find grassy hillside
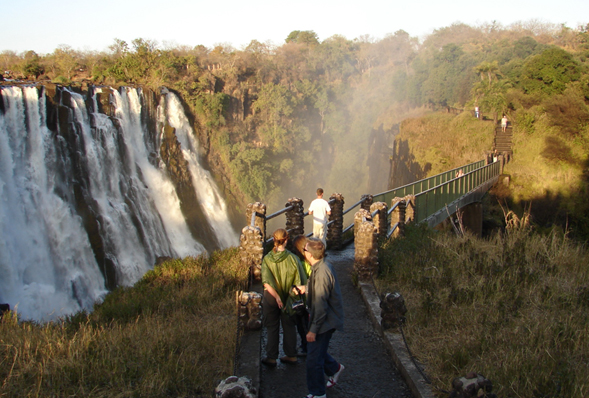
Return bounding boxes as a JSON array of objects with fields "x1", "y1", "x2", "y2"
[
  {"x1": 396, "y1": 111, "x2": 495, "y2": 174},
  {"x1": 0, "y1": 248, "x2": 248, "y2": 397},
  {"x1": 377, "y1": 224, "x2": 589, "y2": 398}
]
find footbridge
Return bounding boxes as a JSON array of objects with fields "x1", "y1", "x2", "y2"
[
  {"x1": 239, "y1": 156, "x2": 504, "y2": 270},
  {"x1": 234, "y1": 155, "x2": 505, "y2": 398}
]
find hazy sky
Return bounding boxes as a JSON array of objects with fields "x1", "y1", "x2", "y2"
[{"x1": 1, "y1": 0, "x2": 587, "y2": 54}]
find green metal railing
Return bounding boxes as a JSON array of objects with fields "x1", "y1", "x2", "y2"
[{"x1": 374, "y1": 159, "x2": 500, "y2": 224}]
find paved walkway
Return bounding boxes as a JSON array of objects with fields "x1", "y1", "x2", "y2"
[{"x1": 258, "y1": 245, "x2": 414, "y2": 398}]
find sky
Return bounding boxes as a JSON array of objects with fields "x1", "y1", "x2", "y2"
[{"x1": 1, "y1": 0, "x2": 588, "y2": 55}]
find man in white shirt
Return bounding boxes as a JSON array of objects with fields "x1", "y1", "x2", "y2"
[{"x1": 308, "y1": 188, "x2": 331, "y2": 246}]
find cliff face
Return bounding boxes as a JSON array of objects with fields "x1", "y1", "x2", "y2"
[{"x1": 24, "y1": 84, "x2": 231, "y2": 287}]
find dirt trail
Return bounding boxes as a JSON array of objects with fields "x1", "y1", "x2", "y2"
[{"x1": 259, "y1": 245, "x2": 414, "y2": 398}]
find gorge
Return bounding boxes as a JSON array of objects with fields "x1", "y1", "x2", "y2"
[{"x1": 0, "y1": 84, "x2": 237, "y2": 321}]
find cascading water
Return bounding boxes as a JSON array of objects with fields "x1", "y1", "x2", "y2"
[
  {"x1": 158, "y1": 92, "x2": 236, "y2": 248},
  {"x1": 0, "y1": 85, "x2": 237, "y2": 321}
]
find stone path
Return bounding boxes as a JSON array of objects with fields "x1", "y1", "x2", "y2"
[{"x1": 259, "y1": 245, "x2": 414, "y2": 398}]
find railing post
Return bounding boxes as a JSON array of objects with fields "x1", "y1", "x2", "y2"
[
  {"x1": 239, "y1": 225, "x2": 264, "y2": 282},
  {"x1": 498, "y1": 154, "x2": 505, "y2": 174},
  {"x1": 285, "y1": 197, "x2": 304, "y2": 238},
  {"x1": 361, "y1": 194, "x2": 373, "y2": 211},
  {"x1": 327, "y1": 193, "x2": 344, "y2": 250},
  {"x1": 354, "y1": 208, "x2": 371, "y2": 241},
  {"x1": 370, "y1": 201, "x2": 388, "y2": 239},
  {"x1": 241, "y1": 202, "x2": 266, "y2": 282},
  {"x1": 354, "y1": 219, "x2": 378, "y2": 281},
  {"x1": 391, "y1": 198, "x2": 406, "y2": 238},
  {"x1": 404, "y1": 195, "x2": 416, "y2": 223},
  {"x1": 246, "y1": 202, "x2": 266, "y2": 240}
]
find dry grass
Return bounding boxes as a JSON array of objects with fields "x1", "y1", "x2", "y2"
[
  {"x1": 0, "y1": 247, "x2": 248, "y2": 397},
  {"x1": 398, "y1": 112, "x2": 495, "y2": 175},
  {"x1": 377, "y1": 224, "x2": 589, "y2": 398}
]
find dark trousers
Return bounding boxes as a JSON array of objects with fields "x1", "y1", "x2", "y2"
[
  {"x1": 295, "y1": 313, "x2": 309, "y2": 352},
  {"x1": 262, "y1": 290, "x2": 297, "y2": 359},
  {"x1": 306, "y1": 329, "x2": 340, "y2": 396}
]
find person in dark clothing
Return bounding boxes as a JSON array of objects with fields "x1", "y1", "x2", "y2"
[
  {"x1": 294, "y1": 238, "x2": 345, "y2": 398},
  {"x1": 292, "y1": 235, "x2": 312, "y2": 355}
]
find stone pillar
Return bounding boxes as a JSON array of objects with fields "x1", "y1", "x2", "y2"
[
  {"x1": 245, "y1": 202, "x2": 266, "y2": 241},
  {"x1": 370, "y1": 201, "x2": 388, "y2": 239},
  {"x1": 242, "y1": 202, "x2": 266, "y2": 282},
  {"x1": 361, "y1": 194, "x2": 373, "y2": 211},
  {"x1": 380, "y1": 292, "x2": 407, "y2": 330},
  {"x1": 237, "y1": 291, "x2": 262, "y2": 331},
  {"x1": 498, "y1": 154, "x2": 505, "y2": 174},
  {"x1": 285, "y1": 198, "x2": 304, "y2": 238},
  {"x1": 390, "y1": 198, "x2": 406, "y2": 239},
  {"x1": 239, "y1": 226, "x2": 264, "y2": 282},
  {"x1": 404, "y1": 195, "x2": 416, "y2": 223},
  {"x1": 354, "y1": 219, "x2": 378, "y2": 281},
  {"x1": 354, "y1": 208, "x2": 371, "y2": 241},
  {"x1": 327, "y1": 193, "x2": 344, "y2": 250}
]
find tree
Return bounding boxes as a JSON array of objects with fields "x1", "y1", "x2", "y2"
[
  {"x1": 53, "y1": 45, "x2": 79, "y2": 80},
  {"x1": 519, "y1": 47, "x2": 581, "y2": 96},
  {"x1": 21, "y1": 50, "x2": 44, "y2": 79},
  {"x1": 109, "y1": 39, "x2": 129, "y2": 57},
  {"x1": 285, "y1": 30, "x2": 319, "y2": 46},
  {"x1": 252, "y1": 83, "x2": 299, "y2": 151},
  {"x1": 472, "y1": 60, "x2": 510, "y2": 116}
]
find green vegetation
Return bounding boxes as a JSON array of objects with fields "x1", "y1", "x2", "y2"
[
  {"x1": 3, "y1": 21, "x2": 587, "y2": 215},
  {"x1": 3, "y1": 18, "x2": 589, "y2": 398},
  {"x1": 0, "y1": 248, "x2": 249, "y2": 397},
  {"x1": 377, "y1": 223, "x2": 589, "y2": 398}
]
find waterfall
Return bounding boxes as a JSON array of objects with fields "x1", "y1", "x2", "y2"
[
  {"x1": 0, "y1": 85, "x2": 237, "y2": 321},
  {"x1": 158, "y1": 92, "x2": 237, "y2": 248}
]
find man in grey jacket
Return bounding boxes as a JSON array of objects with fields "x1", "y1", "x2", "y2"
[{"x1": 294, "y1": 238, "x2": 344, "y2": 398}]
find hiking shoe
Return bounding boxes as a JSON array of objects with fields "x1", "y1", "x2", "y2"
[
  {"x1": 304, "y1": 395, "x2": 326, "y2": 398},
  {"x1": 261, "y1": 357, "x2": 277, "y2": 367},
  {"x1": 326, "y1": 363, "x2": 345, "y2": 388},
  {"x1": 279, "y1": 356, "x2": 298, "y2": 364}
]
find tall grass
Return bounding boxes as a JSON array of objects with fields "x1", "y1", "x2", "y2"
[
  {"x1": 377, "y1": 225, "x2": 589, "y2": 397},
  {"x1": 0, "y1": 247, "x2": 248, "y2": 397}
]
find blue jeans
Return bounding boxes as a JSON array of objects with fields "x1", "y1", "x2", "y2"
[{"x1": 306, "y1": 329, "x2": 340, "y2": 396}]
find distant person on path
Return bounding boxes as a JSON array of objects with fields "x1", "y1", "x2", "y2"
[
  {"x1": 501, "y1": 115, "x2": 508, "y2": 132},
  {"x1": 261, "y1": 229, "x2": 308, "y2": 367},
  {"x1": 308, "y1": 188, "x2": 331, "y2": 246},
  {"x1": 293, "y1": 235, "x2": 312, "y2": 355},
  {"x1": 475, "y1": 106, "x2": 479, "y2": 119},
  {"x1": 294, "y1": 238, "x2": 345, "y2": 398}
]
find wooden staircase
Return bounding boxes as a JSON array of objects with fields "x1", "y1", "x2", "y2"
[{"x1": 494, "y1": 123, "x2": 513, "y2": 156}]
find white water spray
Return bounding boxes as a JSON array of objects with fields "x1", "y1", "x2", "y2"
[
  {"x1": 0, "y1": 86, "x2": 237, "y2": 321},
  {"x1": 159, "y1": 92, "x2": 238, "y2": 248},
  {"x1": 0, "y1": 86, "x2": 106, "y2": 320}
]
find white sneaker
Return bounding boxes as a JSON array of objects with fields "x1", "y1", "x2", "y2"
[
  {"x1": 304, "y1": 395, "x2": 326, "y2": 398},
  {"x1": 326, "y1": 363, "x2": 345, "y2": 388}
]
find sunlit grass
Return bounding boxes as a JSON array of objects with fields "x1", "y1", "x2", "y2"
[
  {"x1": 0, "y1": 247, "x2": 248, "y2": 397},
  {"x1": 377, "y1": 224, "x2": 589, "y2": 397},
  {"x1": 398, "y1": 112, "x2": 495, "y2": 175}
]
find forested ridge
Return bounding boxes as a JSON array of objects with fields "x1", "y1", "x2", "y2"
[{"x1": 3, "y1": 21, "x2": 589, "y2": 237}]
